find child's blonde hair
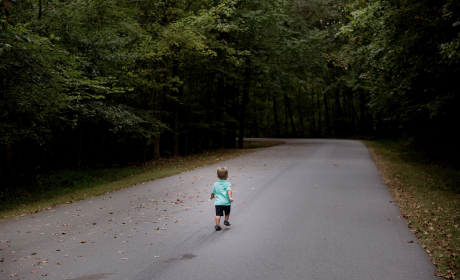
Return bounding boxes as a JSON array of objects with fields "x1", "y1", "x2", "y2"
[{"x1": 217, "y1": 166, "x2": 228, "y2": 179}]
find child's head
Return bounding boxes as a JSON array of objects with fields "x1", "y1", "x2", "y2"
[{"x1": 217, "y1": 166, "x2": 228, "y2": 179}]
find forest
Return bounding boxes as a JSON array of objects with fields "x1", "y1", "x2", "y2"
[{"x1": 1, "y1": 0, "x2": 459, "y2": 185}]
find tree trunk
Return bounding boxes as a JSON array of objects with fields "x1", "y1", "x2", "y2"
[
  {"x1": 317, "y1": 88, "x2": 322, "y2": 136},
  {"x1": 238, "y1": 67, "x2": 251, "y2": 149},
  {"x1": 252, "y1": 106, "x2": 259, "y2": 138},
  {"x1": 77, "y1": 126, "x2": 83, "y2": 169},
  {"x1": 295, "y1": 88, "x2": 305, "y2": 137},
  {"x1": 350, "y1": 97, "x2": 360, "y2": 131},
  {"x1": 150, "y1": 87, "x2": 160, "y2": 160},
  {"x1": 359, "y1": 91, "x2": 367, "y2": 132},
  {"x1": 173, "y1": 100, "x2": 179, "y2": 157},
  {"x1": 220, "y1": 134, "x2": 225, "y2": 149},
  {"x1": 311, "y1": 87, "x2": 316, "y2": 136},
  {"x1": 342, "y1": 94, "x2": 349, "y2": 129},
  {"x1": 216, "y1": 78, "x2": 226, "y2": 149},
  {"x1": 273, "y1": 95, "x2": 281, "y2": 137},
  {"x1": 143, "y1": 141, "x2": 148, "y2": 162},
  {"x1": 172, "y1": 60, "x2": 180, "y2": 157},
  {"x1": 323, "y1": 89, "x2": 330, "y2": 135},
  {"x1": 334, "y1": 90, "x2": 343, "y2": 134},
  {"x1": 285, "y1": 94, "x2": 297, "y2": 136},
  {"x1": 151, "y1": 61, "x2": 164, "y2": 160},
  {"x1": 284, "y1": 96, "x2": 288, "y2": 135},
  {"x1": 6, "y1": 143, "x2": 15, "y2": 177},
  {"x1": 185, "y1": 134, "x2": 189, "y2": 155},
  {"x1": 153, "y1": 136, "x2": 160, "y2": 160}
]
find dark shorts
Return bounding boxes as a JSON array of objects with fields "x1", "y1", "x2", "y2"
[{"x1": 215, "y1": 205, "x2": 231, "y2": 216}]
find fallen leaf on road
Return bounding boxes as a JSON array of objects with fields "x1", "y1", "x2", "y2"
[{"x1": 408, "y1": 240, "x2": 413, "y2": 243}]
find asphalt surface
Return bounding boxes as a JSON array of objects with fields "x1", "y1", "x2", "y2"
[{"x1": 0, "y1": 139, "x2": 439, "y2": 280}]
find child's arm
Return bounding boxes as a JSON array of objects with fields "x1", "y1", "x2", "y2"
[
  {"x1": 228, "y1": 190, "x2": 234, "y2": 202},
  {"x1": 210, "y1": 193, "x2": 215, "y2": 200}
]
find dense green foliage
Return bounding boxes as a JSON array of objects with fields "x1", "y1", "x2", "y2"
[
  {"x1": 338, "y1": 0, "x2": 460, "y2": 147},
  {"x1": 1, "y1": 0, "x2": 458, "y2": 183}
]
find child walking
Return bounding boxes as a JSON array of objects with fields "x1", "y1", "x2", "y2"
[{"x1": 210, "y1": 166, "x2": 234, "y2": 231}]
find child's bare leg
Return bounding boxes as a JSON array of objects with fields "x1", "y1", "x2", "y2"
[
  {"x1": 215, "y1": 216, "x2": 221, "y2": 225},
  {"x1": 225, "y1": 214, "x2": 230, "y2": 222}
]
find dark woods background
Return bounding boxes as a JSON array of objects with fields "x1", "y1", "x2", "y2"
[{"x1": 1, "y1": 0, "x2": 459, "y2": 187}]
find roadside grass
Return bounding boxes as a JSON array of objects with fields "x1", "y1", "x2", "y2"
[
  {"x1": 363, "y1": 139, "x2": 460, "y2": 279},
  {"x1": 242, "y1": 140, "x2": 283, "y2": 149},
  {"x1": 0, "y1": 141, "x2": 283, "y2": 221}
]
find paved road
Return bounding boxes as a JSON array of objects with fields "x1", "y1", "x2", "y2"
[{"x1": 1, "y1": 139, "x2": 438, "y2": 280}]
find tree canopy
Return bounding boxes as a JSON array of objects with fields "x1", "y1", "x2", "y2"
[{"x1": 1, "y1": 0, "x2": 458, "y2": 179}]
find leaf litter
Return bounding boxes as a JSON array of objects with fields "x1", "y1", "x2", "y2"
[{"x1": 367, "y1": 143, "x2": 460, "y2": 279}]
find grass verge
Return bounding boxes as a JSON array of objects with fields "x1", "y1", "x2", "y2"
[
  {"x1": 242, "y1": 140, "x2": 284, "y2": 149},
  {"x1": 0, "y1": 141, "x2": 283, "y2": 221},
  {"x1": 363, "y1": 139, "x2": 460, "y2": 279}
]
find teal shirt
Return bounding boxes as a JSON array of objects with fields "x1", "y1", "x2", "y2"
[{"x1": 212, "y1": 180, "x2": 232, "y2": 206}]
